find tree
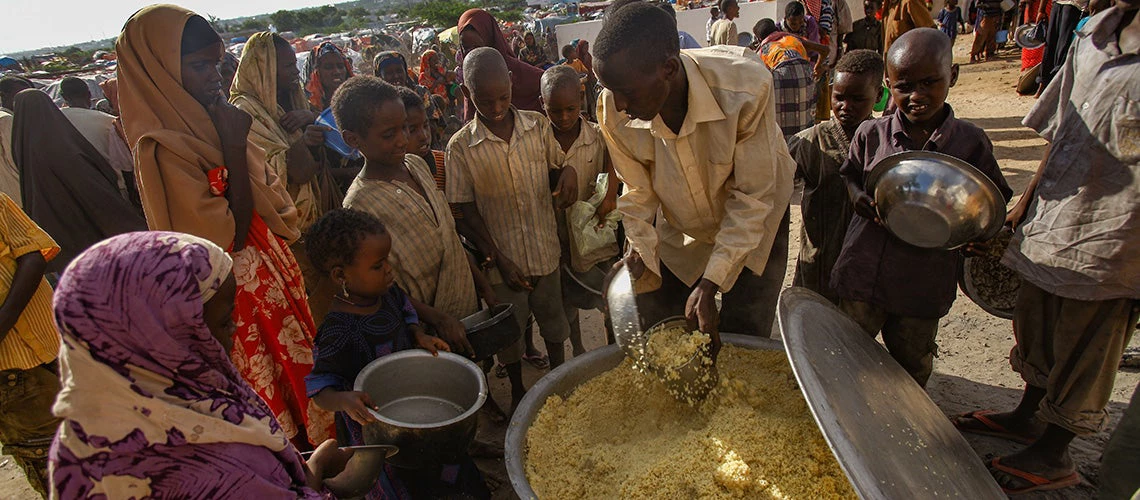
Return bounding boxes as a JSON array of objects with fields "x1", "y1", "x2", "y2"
[
  {"x1": 239, "y1": 18, "x2": 266, "y2": 32},
  {"x1": 404, "y1": 0, "x2": 471, "y2": 27},
  {"x1": 270, "y1": 9, "x2": 301, "y2": 32}
]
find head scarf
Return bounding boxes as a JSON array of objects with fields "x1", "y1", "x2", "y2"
[
  {"x1": 576, "y1": 39, "x2": 593, "y2": 72},
  {"x1": 373, "y1": 51, "x2": 413, "y2": 87},
  {"x1": 11, "y1": 89, "x2": 147, "y2": 273},
  {"x1": 303, "y1": 42, "x2": 353, "y2": 109},
  {"x1": 116, "y1": 5, "x2": 300, "y2": 248},
  {"x1": 523, "y1": 31, "x2": 538, "y2": 48},
  {"x1": 759, "y1": 32, "x2": 810, "y2": 68},
  {"x1": 230, "y1": 32, "x2": 325, "y2": 231},
  {"x1": 418, "y1": 50, "x2": 448, "y2": 97},
  {"x1": 50, "y1": 231, "x2": 321, "y2": 499},
  {"x1": 456, "y1": 8, "x2": 546, "y2": 120}
]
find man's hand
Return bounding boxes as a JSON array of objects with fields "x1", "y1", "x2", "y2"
[
  {"x1": 280, "y1": 109, "x2": 317, "y2": 132},
  {"x1": 852, "y1": 190, "x2": 881, "y2": 224},
  {"x1": 498, "y1": 257, "x2": 533, "y2": 291},
  {"x1": 552, "y1": 167, "x2": 579, "y2": 209},
  {"x1": 431, "y1": 314, "x2": 474, "y2": 355},
  {"x1": 303, "y1": 124, "x2": 331, "y2": 147},
  {"x1": 685, "y1": 279, "x2": 722, "y2": 360},
  {"x1": 594, "y1": 191, "x2": 618, "y2": 227}
]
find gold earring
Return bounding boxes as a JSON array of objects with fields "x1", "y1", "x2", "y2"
[{"x1": 341, "y1": 281, "x2": 350, "y2": 299}]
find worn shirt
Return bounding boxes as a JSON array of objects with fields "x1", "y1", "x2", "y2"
[
  {"x1": 789, "y1": 121, "x2": 854, "y2": 302},
  {"x1": 846, "y1": 18, "x2": 885, "y2": 53},
  {"x1": 560, "y1": 120, "x2": 608, "y2": 201},
  {"x1": 344, "y1": 155, "x2": 479, "y2": 320},
  {"x1": 831, "y1": 106, "x2": 1012, "y2": 318},
  {"x1": 0, "y1": 193, "x2": 60, "y2": 370},
  {"x1": 771, "y1": 58, "x2": 818, "y2": 138},
  {"x1": 60, "y1": 107, "x2": 133, "y2": 173},
  {"x1": 599, "y1": 46, "x2": 796, "y2": 291},
  {"x1": 0, "y1": 111, "x2": 20, "y2": 208},
  {"x1": 883, "y1": 0, "x2": 937, "y2": 54},
  {"x1": 446, "y1": 108, "x2": 565, "y2": 278},
  {"x1": 1003, "y1": 7, "x2": 1140, "y2": 301},
  {"x1": 711, "y1": 19, "x2": 739, "y2": 46}
]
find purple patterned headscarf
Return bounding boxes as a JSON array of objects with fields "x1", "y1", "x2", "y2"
[{"x1": 49, "y1": 232, "x2": 323, "y2": 499}]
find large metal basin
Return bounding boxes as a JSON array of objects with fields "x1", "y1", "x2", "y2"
[
  {"x1": 504, "y1": 334, "x2": 783, "y2": 499},
  {"x1": 867, "y1": 151, "x2": 1006, "y2": 250},
  {"x1": 354, "y1": 350, "x2": 487, "y2": 469}
]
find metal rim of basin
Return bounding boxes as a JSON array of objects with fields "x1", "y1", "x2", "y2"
[
  {"x1": 504, "y1": 333, "x2": 784, "y2": 499},
  {"x1": 354, "y1": 350, "x2": 488, "y2": 429}
]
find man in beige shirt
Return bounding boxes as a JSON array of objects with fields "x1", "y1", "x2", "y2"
[
  {"x1": 710, "y1": 0, "x2": 741, "y2": 45},
  {"x1": 594, "y1": 2, "x2": 795, "y2": 348}
]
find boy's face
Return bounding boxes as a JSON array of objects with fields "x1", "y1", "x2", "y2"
[
  {"x1": 343, "y1": 99, "x2": 408, "y2": 168},
  {"x1": 544, "y1": 84, "x2": 583, "y2": 132},
  {"x1": 404, "y1": 105, "x2": 432, "y2": 157},
  {"x1": 596, "y1": 51, "x2": 679, "y2": 122},
  {"x1": 864, "y1": 1, "x2": 879, "y2": 17},
  {"x1": 887, "y1": 56, "x2": 958, "y2": 124},
  {"x1": 831, "y1": 72, "x2": 880, "y2": 130},
  {"x1": 711, "y1": 7, "x2": 720, "y2": 18},
  {"x1": 786, "y1": 14, "x2": 806, "y2": 32},
  {"x1": 340, "y1": 232, "x2": 396, "y2": 299},
  {"x1": 462, "y1": 73, "x2": 513, "y2": 125}
]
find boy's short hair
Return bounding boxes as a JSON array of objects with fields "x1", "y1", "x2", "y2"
[
  {"x1": 562, "y1": 44, "x2": 576, "y2": 58},
  {"x1": 719, "y1": 0, "x2": 737, "y2": 12},
  {"x1": 835, "y1": 49, "x2": 886, "y2": 80},
  {"x1": 887, "y1": 27, "x2": 952, "y2": 70},
  {"x1": 594, "y1": 1, "x2": 679, "y2": 72},
  {"x1": 305, "y1": 208, "x2": 388, "y2": 273},
  {"x1": 330, "y1": 76, "x2": 399, "y2": 135},
  {"x1": 753, "y1": 18, "x2": 779, "y2": 40},
  {"x1": 785, "y1": 1, "x2": 806, "y2": 17},
  {"x1": 59, "y1": 77, "x2": 89, "y2": 99},
  {"x1": 541, "y1": 65, "x2": 581, "y2": 101},
  {"x1": 397, "y1": 86, "x2": 423, "y2": 112},
  {"x1": 462, "y1": 47, "x2": 509, "y2": 90}
]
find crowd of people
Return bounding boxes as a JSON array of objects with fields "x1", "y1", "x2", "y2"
[{"x1": 0, "y1": 0, "x2": 1135, "y2": 497}]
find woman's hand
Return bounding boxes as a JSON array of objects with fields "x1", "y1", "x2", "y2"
[
  {"x1": 280, "y1": 109, "x2": 317, "y2": 132},
  {"x1": 302, "y1": 124, "x2": 331, "y2": 148},
  {"x1": 206, "y1": 96, "x2": 253, "y2": 150}
]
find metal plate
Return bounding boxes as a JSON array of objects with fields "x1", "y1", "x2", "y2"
[{"x1": 777, "y1": 287, "x2": 1004, "y2": 500}]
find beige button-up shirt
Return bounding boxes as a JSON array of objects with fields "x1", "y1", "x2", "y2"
[
  {"x1": 344, "y1": 154, "x2": 479, "y2": 320},
  {"x1": 599, "y1": 46, "x2": 795, "y2": 291},
  {"x1": 446, "y1": 108, "x2": 566, "y2": 278},
  {"x1": 562, "y1": 120, "x2": 608, "y2": 201}
]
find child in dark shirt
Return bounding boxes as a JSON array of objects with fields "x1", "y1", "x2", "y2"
[{"x1": 831, "y1": 28, "x2": 1011, "y2": 387}]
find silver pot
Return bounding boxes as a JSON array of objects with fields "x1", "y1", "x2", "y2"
[
  {"x1": 354, "y1": 350, "x2": 487, "y2": 469},
  {"x1": 461, "y1": 303, "x2": 521, "y2": 362},
  {"x1": 867, "y1": 151, "x2": 1006, "y2": 250}
]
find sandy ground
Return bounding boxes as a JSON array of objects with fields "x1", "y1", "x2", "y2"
[{"x1": 1, "y1": 34, "x2": 1135, "y2": 499}]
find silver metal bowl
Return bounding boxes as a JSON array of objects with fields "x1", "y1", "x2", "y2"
[
  {"x1": 867, "y1": 151, "x2": 1006, "y2": 249},
  {"x1": 354, "y1": 350, "x2": 487, "y2": 469},
  {"x1": 461, "y1": 303, "x2": 521, "y2": 362},
  {"x1": 302, "y1": 445, "x2": 399, "y2": 499},
  {"x1": 504, "y1": 334, "x2": 784, "y2": 499},
  {"x1": 641, "y1": 317, "x2": 719, "y2": 401}
]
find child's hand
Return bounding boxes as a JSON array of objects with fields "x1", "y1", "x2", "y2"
[
  {"x1": 415, "y1": 331, "x2": 452, "y2": 356},
  {"x1": 852, "y1": 191, "x2": 881, "y2": 225},
  {"x1": 552, "y1": 167, "x2": 579, "y2": 209},
  {"x1": 336, "y1": 391, "x2": 379, "y2": 425},
  {"x1": 433, "y1": 315, "x2": 474, "y2": 355},
  {"x1": 498, "y1": 258, "x2": 533, "y2": 291}
]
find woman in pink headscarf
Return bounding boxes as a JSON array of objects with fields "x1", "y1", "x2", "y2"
[{"x1": 456, "y1": 9, "x2": 544, "y2": 121}]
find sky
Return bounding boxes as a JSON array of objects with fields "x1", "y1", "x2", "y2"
[{"x1": 1, "y1": 0, "x2": 339, "y2": 54}]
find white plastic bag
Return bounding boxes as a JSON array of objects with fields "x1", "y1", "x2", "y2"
[{"x1": 567, "y1": 173, "x2": 621, "y2": 273}]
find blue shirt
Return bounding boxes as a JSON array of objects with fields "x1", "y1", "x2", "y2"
[{"x1": 679, "y1": 30, "x2": 703, "y2": 49}]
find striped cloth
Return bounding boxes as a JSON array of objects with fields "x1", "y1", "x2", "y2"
[
  {"x1": 445, "y1": 108, "x2": 565, "y2": 278},
  {"x1": 561, "y1": 121, "x2": 607, "y2": 201},
  {"x1": 431, "y1": 150, "x2": 463, "y2": 220},
  {"x1": 0, "y1": 193, "x2": 60, "y2": 370},
  {"x1": 343, "y1": 155, "x2": 479, "y2": 320}
]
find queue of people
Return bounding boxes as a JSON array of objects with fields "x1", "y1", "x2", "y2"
[{"x1": 0, "y1": 0, "x2": 1135, "y2": 498}]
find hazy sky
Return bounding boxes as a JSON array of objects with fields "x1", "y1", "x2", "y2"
[{"x1": 1, "y1": 0, "x2": 338, "y2": 54}]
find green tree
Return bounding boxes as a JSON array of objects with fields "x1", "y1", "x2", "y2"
[
  {"x1": 270, "y1": 9, "x2": 301, "y2": 32},
  {"x1": 404, "y1": 0, "x2": 471, "y2": 27},
  {"x1": 239, "y1": 18, "x2": 266, "y2": 31}
]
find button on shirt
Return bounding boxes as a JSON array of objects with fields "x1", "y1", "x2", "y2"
[
  {"x1": 1003, "y1": 7, "x2": 1140, "y2": 301},
  {"x1": 599, "y1": 46, "x2": 796, "y2": 291},
  {"x1": 832, "y1": 106, "x2": 1012, "y2": 318},
  {"x1": 446, "y1": 108, "x2": 565, "y2": 278}
]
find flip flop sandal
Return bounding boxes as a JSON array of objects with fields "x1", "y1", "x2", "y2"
[
  {"x1": 523, "y1": 353, "x2": 549, "y2": 370},
  {"x1": 952, "y1": 410, "x2": 1038, "y2": 444},
  {"x1": 989, "y1": 457, "x2": 1080, "y2": 495},
  {"x1": 494, "y1": 363, "x2": 509, "y2": 379}
]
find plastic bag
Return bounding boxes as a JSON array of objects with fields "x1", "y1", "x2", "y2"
[{"x1": 567, "y1": 173, "x2": 621, "y2": 273}]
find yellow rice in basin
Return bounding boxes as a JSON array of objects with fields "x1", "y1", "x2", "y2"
[{"x1": 525, "y1": 346, "x2": 855, "y2": 499}]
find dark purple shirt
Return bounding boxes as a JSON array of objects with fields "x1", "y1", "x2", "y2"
[{"x1": 830, "y1": 105, "x2": 1012, "y2": 318}]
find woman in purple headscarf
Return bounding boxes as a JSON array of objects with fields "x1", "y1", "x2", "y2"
[{"x1": 48, "y1": 232, "x2": 354, "y2": 499}]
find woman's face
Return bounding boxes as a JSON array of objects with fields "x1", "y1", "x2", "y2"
[
  {"x1": 525, "y1": 34, "x2": 536, "y2": 47},
  {"x1": 203, "y1": 274, "x2": 237, "y2": 353},
  {"x1": 181, "y1": 41, "x2": 226, "y2": 107},
  {"x1": 379, "y1": 62, "x2": 408, "y2": 88},
  {"x1": 276, "y1": 44, "x2": 301, "y2": 91},
  {"x1": 461, "y1": 28, "x2": 487, "y2": 54},
  {"x1": 317, "y1": 52, "x2": 348, "y2": 93}
]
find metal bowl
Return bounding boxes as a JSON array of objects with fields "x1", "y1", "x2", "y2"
[
  {"x1": 354, "y1": 350, "x2": 487, "y2": 469},
  {"x1": 504, "y1": 334, "x2": 784, "y2": 499},
  {"x1": 302, "y1": 445, "x2": 399, "y2": 499},
  {"x1": 461, "y1": 303, "x2": 521, "y2": 362},
  {"x1": 641, "y1": 317, "x2": 718, "y2": 401},
  {"x1": 867, "y1": 151, "x2": 1006, "y2": 250}
]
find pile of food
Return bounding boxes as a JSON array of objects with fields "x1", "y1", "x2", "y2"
[
  {"x1": 961, "y1": 228, "x2": 1019, "y2": 315},
  {"x1": 645, "y1": 325, "x2": 710, "y2": 368},
  {"x1": 525, "y1": 345, "x2": 855, "y2": 499}
]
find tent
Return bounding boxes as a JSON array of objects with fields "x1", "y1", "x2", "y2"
[
  {"x1": 0, "y1": 56, "x2": 21, "y2": 71},
  {"x1": 438, "y1": 26, "x2": 459, "y2": 44}
]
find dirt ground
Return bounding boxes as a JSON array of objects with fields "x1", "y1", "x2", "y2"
[{"x1": 1, "y1": 33, "x2": 1135, "y2": 499}]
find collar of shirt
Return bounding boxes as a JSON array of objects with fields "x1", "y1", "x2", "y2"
[
  {"x1": 1081, "y1": 7, "x2": 1138, "y2": 56},
  {"x1": 623, "y1": 53, "x2": 727, "y2": 139},
  {"x1": 467, "y1": 106, "x2": 539, "y2": 147},
  {"x1": 886, "y1": 103, "x2": 960, "y2": 152},
  {"x1": 569, "y1": 118, "x2": 600, "y2": 150}
]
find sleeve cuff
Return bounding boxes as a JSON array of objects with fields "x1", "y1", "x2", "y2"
[{"x1": 305, "y1": 372, "x2": 347, "y2": 398}]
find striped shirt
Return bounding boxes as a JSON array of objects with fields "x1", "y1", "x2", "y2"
[
  {"x1": 446, "y1": 108, "x2": 565, "y2": 278},
  {"x1": 0, "y1": 193, "x2": 61, "y2": 370},
  {"x1": 343, "y1": 155, "x2": 479, "y2": 320},
  {"x1": 430, "y1": 150, "x2": 463, "y2": 220},
  {"x1": 562, "y1": 120, "x2": 607, "y2": 201}
]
